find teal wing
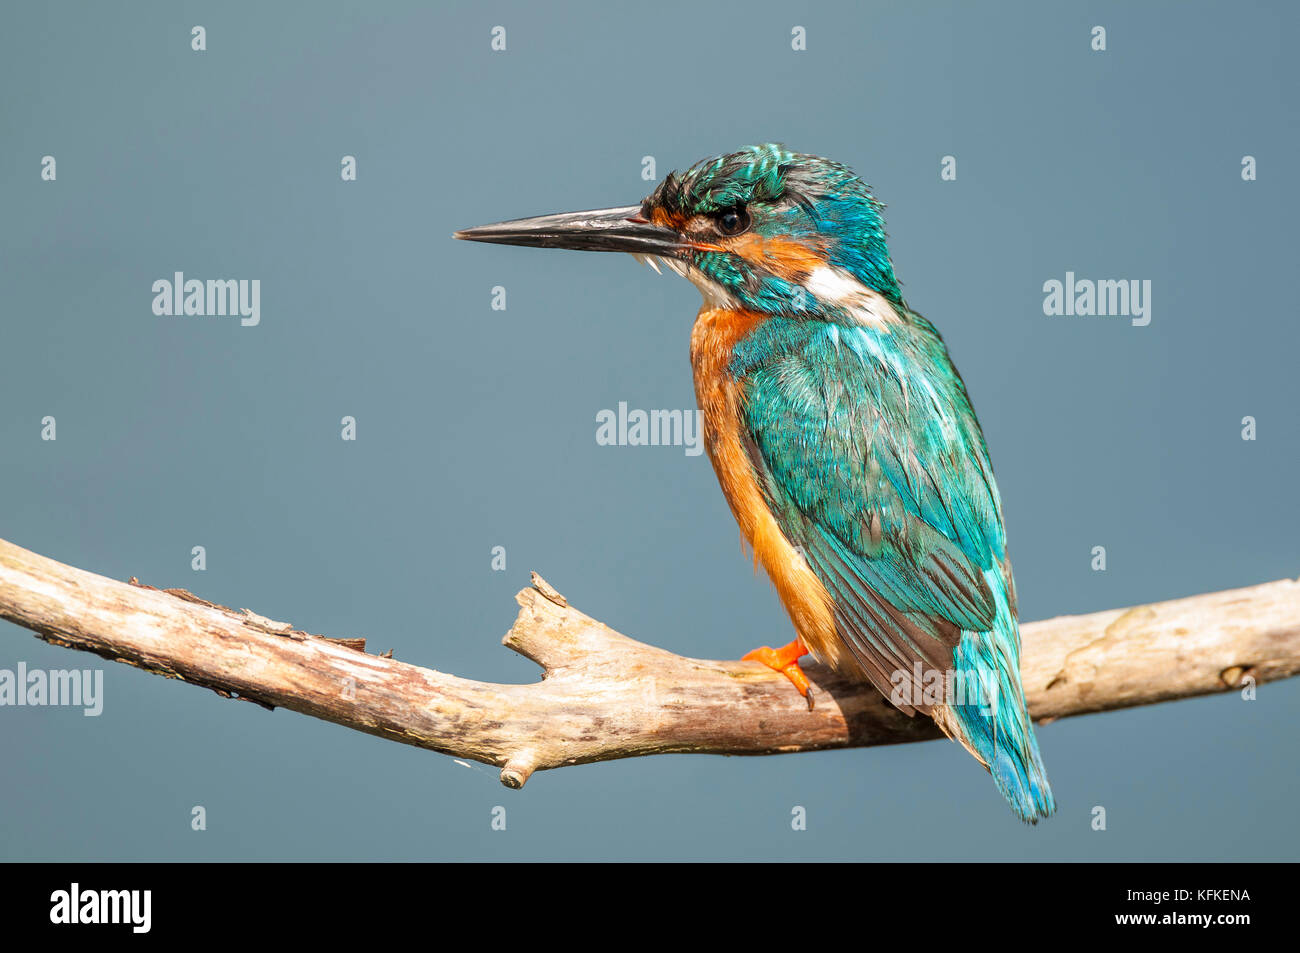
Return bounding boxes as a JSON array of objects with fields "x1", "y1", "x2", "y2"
[{"x1": 732, "y1": 316, "x2": 1008, "y2": 715}]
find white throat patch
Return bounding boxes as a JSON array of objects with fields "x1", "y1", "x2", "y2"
[
  {"x1": 633, "y1": 254, "x2": 740, "y2": 310},
  {"x1": 632, "y1": 254, "x2": 896, "y2": 322}
]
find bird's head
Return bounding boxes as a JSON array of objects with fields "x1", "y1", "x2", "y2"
[{"x1": 456, "y1": 144, "x2": 903, "y2": 324}]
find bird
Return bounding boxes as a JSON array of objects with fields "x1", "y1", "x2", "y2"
[{"x1": 455, "y1": 144, "x2": 1055, "y2": 823}]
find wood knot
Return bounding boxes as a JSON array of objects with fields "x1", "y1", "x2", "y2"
[
  {"x1": 500, "y1": 753, "x2": 536, "y2": 789},
  {"x1": 1220, "y1": 665, "x2": 1254, "y2": 688}
]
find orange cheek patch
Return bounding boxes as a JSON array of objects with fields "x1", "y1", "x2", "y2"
[
  {"x1": 649, "y1": 207, "x2": 688, "y2": 230},
  {"x1": 727, "y1": 234, "x2": 825, "y2": 282}
]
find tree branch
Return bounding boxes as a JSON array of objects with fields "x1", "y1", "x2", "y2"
[{"x1": 1, "y1": 537, "x2": 1296, "y2": 788}]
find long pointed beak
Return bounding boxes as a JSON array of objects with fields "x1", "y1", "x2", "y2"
[{"x1": 454, "y1": 205, "x2": 685, "y2": 256}]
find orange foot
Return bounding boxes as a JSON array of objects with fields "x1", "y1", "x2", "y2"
[{"x1": 743, "y1": 637, "x2": 815, "y2": 710}]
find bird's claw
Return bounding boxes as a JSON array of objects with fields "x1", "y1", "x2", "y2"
[{"x1": 743, "y1": 640, "x2": 814, "y2": 709}]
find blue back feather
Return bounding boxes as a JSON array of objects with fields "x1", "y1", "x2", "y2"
[{"x1": 735, "y1": 315, "x2": 1054, "y2": 822}]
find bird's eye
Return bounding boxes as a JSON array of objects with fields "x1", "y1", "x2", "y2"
[{"x1": 716, "y1": 206, "x2": 751, "y2": 237}]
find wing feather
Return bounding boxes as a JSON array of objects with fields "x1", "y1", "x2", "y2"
[{"x1": 736, "y1": 317, "x2": 1007, "y2": 711}]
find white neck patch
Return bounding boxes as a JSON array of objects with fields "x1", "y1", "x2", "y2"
[
  {"x1": 803, "y1": 265, "x2": 902, "y2": 330},
  {"x1": 632, "y1": 254, "x2": 897, "y2": 322}
]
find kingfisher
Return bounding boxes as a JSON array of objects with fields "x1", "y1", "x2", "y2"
[{"x1": 455, "y1": 144, "x2": 1055, "y2": 823}]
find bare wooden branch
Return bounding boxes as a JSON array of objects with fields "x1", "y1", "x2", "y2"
[{"x1": 1, "y1": 537, "x2": 1296, "y2": 788}]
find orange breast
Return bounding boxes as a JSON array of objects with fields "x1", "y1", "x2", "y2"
[{"x1": 689, "y1": 307, "x2": 842, "y2": 667}]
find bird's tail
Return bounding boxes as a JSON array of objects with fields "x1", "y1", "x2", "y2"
[{"x1": 938, "y1": 570, "x2": 1055, "y2": 824}]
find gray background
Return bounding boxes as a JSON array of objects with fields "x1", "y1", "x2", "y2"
[{"x1": 2, "y1": 1, "x2": 1296, "y2": 860}]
